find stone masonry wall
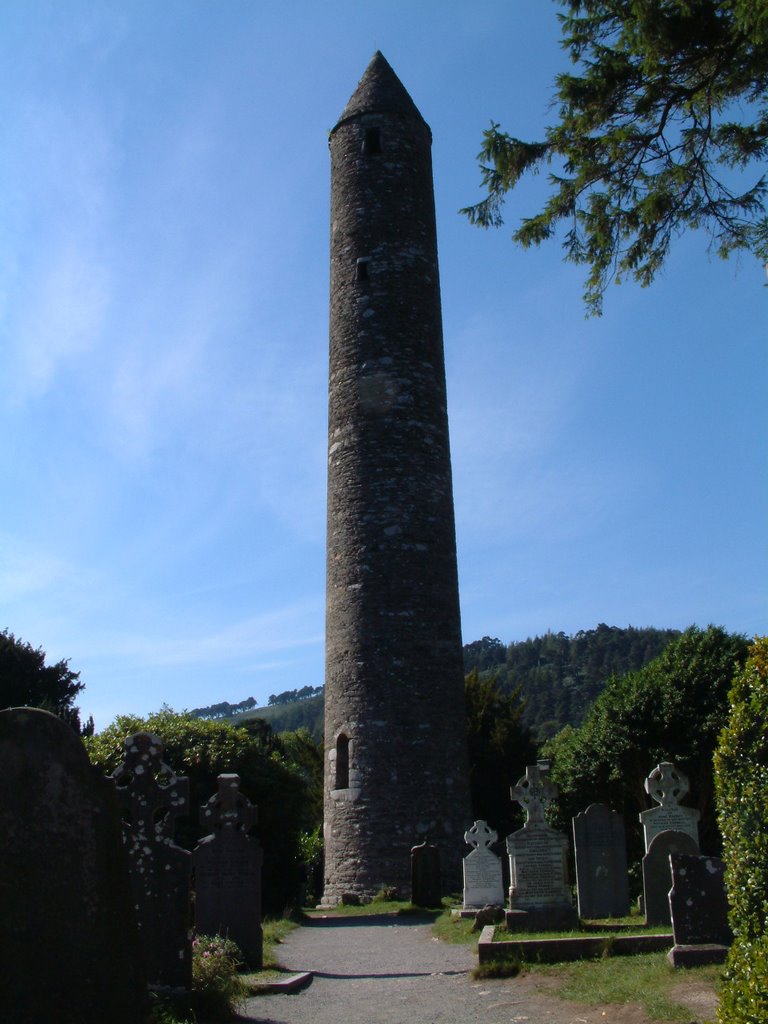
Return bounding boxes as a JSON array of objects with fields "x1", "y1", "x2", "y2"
[{"x1": 323, "y1": 55, "x2": 471, "y2": 903}]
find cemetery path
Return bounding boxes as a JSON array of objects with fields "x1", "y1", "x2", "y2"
[{"x1": 236, "y1": 913, "x2": 697, "y2": 1024}]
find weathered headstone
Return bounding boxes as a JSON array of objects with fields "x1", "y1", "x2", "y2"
[
  {"x1": 463, "y1": 820, "x2": 504, "y2": 909},
  {"x1": 642, "y1": 829, "x2": 699, "y2": 926},
  {"x1": 113, "y1": 732, "x2": 192, "y2": 989},
  {"x1": 0, "y1": 707, "x2": 146, "y2": 1024},
  {"x1": 506, "y1": 764, "x2": 577, "y2": 930},
  {"x1": 194, "y1": 774, "x2": 263, "y2": 967},
  {"x1": 572, "y1": 803, "x2": 630, "y2": 919},
  {"x1": 667, "y1": 853, "x2": 731, "y2": 966},
  {"x1": 411, "y1": 840, "x2": 442, "y2": 907},
  {"x1": 640, "y1": 762, "x2": 700, "y2": 852}
]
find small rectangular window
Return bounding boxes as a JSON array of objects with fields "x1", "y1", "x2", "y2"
[
  {"x1": 355, "y1": 258, "x2": 370, "y2": 282},
  {"x1": 362, "y1": 127, "x2": 381, "y2": 155}
]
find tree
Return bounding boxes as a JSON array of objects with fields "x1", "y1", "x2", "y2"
[
  {"x1": 543, "y1": 625, "x2": 749, "y2": 868},
  {"x1": 464, "y1": 668, "x2": 538, "y2": 837},
  {"x1": 462, "y1": 1, "x2": 768, "y2": 314},
  {"x1": 0, "y1": 628, "x2": 91, "y2": 734},
  {"x1": 714, "y1": 637, "x2": 768, "y2": 1023}
]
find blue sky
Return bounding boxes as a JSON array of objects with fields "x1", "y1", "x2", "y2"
[{"x1": 1, "y1": 1, "x2": 765, "y2": 729}]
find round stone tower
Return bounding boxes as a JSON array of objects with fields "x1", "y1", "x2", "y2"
[{"x1": 323, "y1": 52, "x2": 471, "y2": 903}]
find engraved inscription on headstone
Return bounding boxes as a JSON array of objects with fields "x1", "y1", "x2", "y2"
[
  {"x1": 506, "y1": 765, "x2": 576, "y2": 928},
  {"x1": 194, "y1": 774, "x2": 263, "y2": 967},
  {"x1": 0, "y1": 708, "x2": 146, "y2": 1023},
  {"x1": 463, "y1": 820, "x2": 504, "y2": 909},
  {"x1": 640, "y1": 762, "x2": 700, "y2": 852},
  {"x1": 113, "y1": 732, "x2": 192, "y2": 989},
  {"x1": 572, "y1": 803, "x2": 630, "y2": 919}
]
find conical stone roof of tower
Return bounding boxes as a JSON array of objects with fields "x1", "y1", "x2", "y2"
[{"x1": 335, "y1": 51, "x2": 427, "y2": 128}]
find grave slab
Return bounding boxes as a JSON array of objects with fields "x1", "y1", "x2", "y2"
[
  {"x1": 572, "y1": 803, "x2": 630, "y2": 919},
  {"x1": 194, "y1": 774, "x2": 263, "y2": 967},
  {"x1": 667, "y1": 852, "x2": 731, "y2": 967},
  {"x1": 462, "y1": 820, "x2": 504, "y2": 909},
  {"x1": 642, "y1": 829, "x2": 700, "y2": 926},
  {"x1": 113, "y1": 732, "x2": 192, "y2": 989},
  {"x1": 640, "y1": 762, "x2": 700, "y2": 851},
  {"x1": 0, "y1": 707, "x2": 146, "y2": 1024}
]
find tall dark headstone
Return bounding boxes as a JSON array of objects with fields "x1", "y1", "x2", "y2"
[
  {"x1": 194, "y1": 774, "x2": 263, "y2": 967},
  {"x1": 572, "y1": 803, "x2": 630, "y2": 919},
  {"x1": 0, "y1": 708, "x2": 146, "y2": 1024},
  {"x1": 642, "y1": 829, "x2": 699, "y2": 926},
  {"x1": 113, "y1": 732, "x2": 192, "y2": 989},
  {"x1": 410, "y1": 840, "x2": 442, "y2": 908},
  {"x1": 667, "y1": 853, "x2": 731, "y2": 966},
  {"x1": 323, "y1": 52, "x2": 471, "y2": 903}
]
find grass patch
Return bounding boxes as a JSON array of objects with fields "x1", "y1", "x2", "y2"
[
  {"x1": 530, "y1": 952, "x2": 722, "y2": 1023},
  {"x1": 431, "y1": 912, "x2": 480, "y2": 944},
  {"x1": 472, "y1": 958, "x2": 521, "y2": 980}
]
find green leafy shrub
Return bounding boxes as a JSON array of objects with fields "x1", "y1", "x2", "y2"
[
  {"x1": 715, "y1": 637, "x2": 768, "y2": 1024},
  {"x1": 86, "y1": 709, "x2": 314, "y2": 913},
  {"x1": 191, "y1": 934, "x2": 247, "y2": 1017}
]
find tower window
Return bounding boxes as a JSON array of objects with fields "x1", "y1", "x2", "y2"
[
  {"x1": 362, "y1": 127, "x2": 381, "y2": 155},
  {"x1": 336, "y1": 734, "x2": 350, "y2": 789},
  {"x1": 355, "y1": 258, "x2": 370, "y2": 282}
]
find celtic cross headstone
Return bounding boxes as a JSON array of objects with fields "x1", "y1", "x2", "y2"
[
  {"x1": 639, "y1": 762, "x2": 700, "y2": 852},
  {"x1": 113, "y1": 732, "x2": 191, "y2": 989},
  {"x1": 462, "y1": 820, "x2": 504, "y2": 909},
  {"x1": 506, "y1": 764, "x2": 576, "y2": 929},
  {"x1": 193, "y1": 774, "x2": 263, "y2": 967}
]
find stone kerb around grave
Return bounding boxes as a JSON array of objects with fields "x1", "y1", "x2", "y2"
[
  {"x1": 113, "y1": 732, "x2": 192, "y2": 990},
  {"x1": 462, "y1": 820, "x2": 505, "y2": 910},
  {"x1": 506, "y1": 764, "x2": 577, "y2": 931},
  {"x1": 0, "y1": 707, "x2": 147, "y2": 1024},
  {"x1": 194, "y1": 773, "x2": 263, "y2": 968},
  {"x1": 640, "y1": 761, "x2": 700, "y2": 852}
]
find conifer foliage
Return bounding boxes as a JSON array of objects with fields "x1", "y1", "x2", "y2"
[{"x1": 462, "y1": 1, "x2": 768, "y2": 313}]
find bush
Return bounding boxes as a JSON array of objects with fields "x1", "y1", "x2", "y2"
[
  {"x1": 86, "y1": 709, "x2": 314, "y2": 913},
  {"x1": 715, "y1": 637, "x2": 768, "y2": 1024},
  {"x1": 191, "y1": 934, "x2": 247, "y2": 1017}
]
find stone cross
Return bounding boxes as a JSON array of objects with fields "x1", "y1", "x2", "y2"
[
  {"x1": 199, "y1": 773, "x2": 256, "y2": 835},
  {"x1": 113, "y1": 731, "x2": 189, "y2": 842},
  {"x1": 645, "y1": 761, "x2": 689, "y2": 806},
  {"x1": 511, "y1": 764, "x2": 559, "y2": 825},
  {"x1": 464, "y1": 819, "x2": 497, "y2": 852},
  {"x1": 112, "y1": 732, "x2": 191, "y2": 990}
]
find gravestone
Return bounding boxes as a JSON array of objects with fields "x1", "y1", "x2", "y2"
[
  {"x1": 463, "y1": 820, "x2": 505, "y2": 909},
  {"x1": 640, "y1": 762, "x2": 700, "y2": 851},
  {"x1": 667, "y1": 853, "x2": 731, "y2": 966},
  {"x1": 113, "y1": 732, "x2": 192, "y2": 989},
  {"x1": 642, "y1": 829, "x2": 699, "y2": 926},
  {"x1": 0, "y1": 707, "x2": 146, "y2": 1024},
  {"x1": 411, "y1": 840, "x2": 442, "y2": 907},
  {"x1": 506, "y1": 764, "x2": 577, "y2": 930},
  {"x1": 572, "y1": 803, "x2": 630, "y2": 919},
  {"x1": 194, "y1": 774, "x2": 263, "y2": 967}
]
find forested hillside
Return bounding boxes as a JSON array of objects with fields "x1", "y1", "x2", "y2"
[
  {"x1": 226, "y1": 624, "x2": 680, "y2": 743},
  {"x1": 463, "y1": 625, "x2": 680, "y2": 740}
]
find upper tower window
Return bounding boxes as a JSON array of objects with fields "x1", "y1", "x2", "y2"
[
  {"x1": 355, "y1": 258, "x2": 370, "y2": 282},
  {"x1": 362, "y1": 127, "x2": 381, "y2": 155},
  {"x1": 335, "y1": 734, "x2": 350, "y2": 790}
]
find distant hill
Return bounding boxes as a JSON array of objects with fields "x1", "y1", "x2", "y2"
[
  {"x1": 464, "y1": 624, "x2": 680, "y2": 741},
  {"x1": 224, "y1": 624, "x2": 680, "y2": 744},
  {"x1": 228, "y1": 694, "x2": 324, "y2": 740}
]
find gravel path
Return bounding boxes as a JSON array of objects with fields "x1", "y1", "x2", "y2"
[{"x1": 238, "y1": 914, "x2": 644, "y2": 1024}]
